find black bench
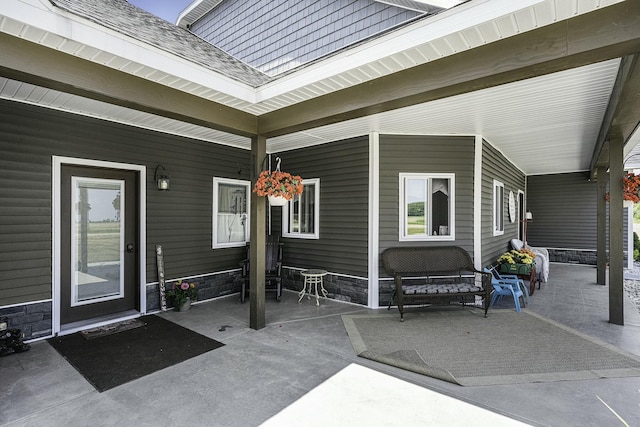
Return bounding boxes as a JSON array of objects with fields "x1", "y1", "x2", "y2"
[{"x1": 382, "y1": 246, "x2": 492, "y2": 321}]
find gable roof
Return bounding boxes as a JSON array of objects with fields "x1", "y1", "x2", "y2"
[
  {"x1": 176, "y1": 0, "x2": 455, "y2": 28},
  {"x1": 51, "y1": 0, "x2": 271, "y2": 87}
]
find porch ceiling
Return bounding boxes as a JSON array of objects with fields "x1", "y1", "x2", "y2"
[
  {"x1": 1, "y1": 57, "x2": 634, "y2": 176},
  {"x1": 1, "y1": 0, "x2": 640, "y2": 176}
]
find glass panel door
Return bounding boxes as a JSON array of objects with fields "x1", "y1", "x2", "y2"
[{"x1": 70, "y1": 177, "x2": 125, "y2": 306}]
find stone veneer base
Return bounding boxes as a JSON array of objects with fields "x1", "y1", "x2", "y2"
[{"x1": 2, "y1": 271, "x2": 244, "y2": 341}]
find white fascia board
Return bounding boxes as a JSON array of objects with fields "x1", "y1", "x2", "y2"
[
  {"x1": 3, "y1": 0, "x2": 257, "y2": 104},
  {"x1": 412, "y1": 0, "x2": 466, "y2": 8},
  {"x1": 255, "y1": 0, "x2": 548, "y2": 102},
  {"x1": 176, "y1": 0, "x2": 203, "y2": 26},
  {"x1": 176, "y1": 0, "x2": 225, "y2": 27}
]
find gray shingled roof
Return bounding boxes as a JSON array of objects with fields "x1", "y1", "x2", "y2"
[{"x1": 49, "y1": 0, "x2": 272, "y2": 87}]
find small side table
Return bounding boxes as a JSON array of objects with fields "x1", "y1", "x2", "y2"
[{"x1": 299, "y1": 269, "x2": 328, "y2": 306}]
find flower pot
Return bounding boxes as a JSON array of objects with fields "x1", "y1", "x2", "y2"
[
  {"x1": 177, "y1": 297, "x2": 191, "y2": 312},
  {"x1": 268, "y1": 195, "x2": 288, "y2": 206}
]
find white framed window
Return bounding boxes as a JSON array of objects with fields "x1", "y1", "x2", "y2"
[
  {"x1": 399, "y1": 173, "x2": 455, "y2": 241},
  {"x1": 282, "y1": 178, "x2": 319, "y2": 239},
  {"x1": 212, "y1": 177, "x2": 250, "y2": 248},
  {"x1": 493, "y1": 180, "x2": 504, "y2": 236}
]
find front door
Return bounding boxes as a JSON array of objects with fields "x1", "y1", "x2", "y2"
[{"x1": 59, "y1": 165, "x2": 139, "y2": 326}]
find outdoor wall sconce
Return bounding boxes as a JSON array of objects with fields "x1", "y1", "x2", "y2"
[
  {"x1": 155, "y1": 165, "x2": 170, "y2": 191},
  {"x1": 523, "y1": 211, "x2": 533, "y2": 245}
]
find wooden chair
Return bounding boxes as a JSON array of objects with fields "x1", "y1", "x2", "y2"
[{"x1": 240, "y1": 234, "x2": 283, "y2": 302}]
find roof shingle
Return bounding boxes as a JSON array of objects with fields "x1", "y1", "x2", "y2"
[{"x1": 49, "y1": 0, "x2": 272, "y2": 87}]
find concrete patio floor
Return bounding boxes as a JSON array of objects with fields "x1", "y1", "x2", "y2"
[{"x1": 2, "y1": 263, "x2": 640, "y2": 427}]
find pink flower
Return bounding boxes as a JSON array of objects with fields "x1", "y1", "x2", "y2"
[{"x1": 180, "y1": 282, "x2": 189, "y2": 290}]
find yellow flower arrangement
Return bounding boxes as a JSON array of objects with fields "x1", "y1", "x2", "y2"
[
  {"x1": 498, "y1": 249, "x2": 535, "y2": 265},
  {"x1": 253, "y1": 170, "x2": 303, "y2": 200}
]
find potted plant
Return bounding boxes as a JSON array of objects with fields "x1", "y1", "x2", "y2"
[
  {"x1": 166, "y1": 279, "x2": 198, "y2": 311},
  {"x1": 253, "y1": 169, "x2": 303, "y2": 206},
  {"x1": 497, "y1": 249, "x2": 535, "y2": 274}
]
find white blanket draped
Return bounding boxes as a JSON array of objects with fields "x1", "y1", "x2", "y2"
[{"x1": 511, "y1": 239, "x2": 549, "y2": 283}]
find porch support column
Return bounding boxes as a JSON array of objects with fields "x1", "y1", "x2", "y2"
[
  {"x1": 249, "y1": 135, "x2": 267, "y2": 330},
  {"x1": 596, "y1": 167, "x2": 607, "y2": 286},
  {"x1": 609, "y1": 137, "x2": 624, "y2": 325}
]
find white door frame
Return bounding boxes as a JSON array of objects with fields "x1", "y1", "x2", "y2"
[
  {"x1": 52, "y1": 156, "x2": 147, "y2": 335},
  {"x1": 368, "y1": 132, "x2": 380, "y2": 308},
  {"x1": 517, "y1": 189, "x2": 525, "y2": 242}
]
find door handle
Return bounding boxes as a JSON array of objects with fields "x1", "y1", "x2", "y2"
[{"x1": 126, "y1": 243, "x2": 135, "y2": 253}]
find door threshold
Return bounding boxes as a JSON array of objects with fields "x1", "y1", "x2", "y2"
[{"x1": 59, "y1": 310, "x2": 140, "y2": 336}]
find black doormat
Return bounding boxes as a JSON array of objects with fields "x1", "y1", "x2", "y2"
[{"x1": 48, "y1": 315, "x2": 224, "y2": 392}]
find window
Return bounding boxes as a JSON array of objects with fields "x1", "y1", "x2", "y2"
[
  {"x1": 399, "y1": 173, "x2": 454, "y2": 241},
  {"x1": 283, "y1": 178, "x2": 319, "y2": 239},
  {"x1": 493, "y1": 180, "x2": 504, "y2": 236},
  {"x1": 212, "y1": 178, "x2": 250, "y2": 248}
]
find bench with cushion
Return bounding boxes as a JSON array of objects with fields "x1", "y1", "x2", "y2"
[{"x1": 382, "y1": 246, "x2": 492, "y2": 321}]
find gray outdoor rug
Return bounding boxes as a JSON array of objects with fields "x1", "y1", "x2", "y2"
[{"x1": 342, "y1": 309, "x2": 640, "y2": 386}]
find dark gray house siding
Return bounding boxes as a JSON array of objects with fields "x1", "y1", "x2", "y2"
[
  {"x1": 190, "y1": 0, "x2": 422, "y2": 75},
  {"x1": 377, "y1": 134, "x2": 476, "y2": 306},
  {"x1": 527, "y1": 172, "x2": 627, "y2": 264},
  {"x1": 272, "y1": 136, "x2": 370, "y2": 304},
  {"x1": 378, "y1": 134, "x2": 476, "y2": 258},
  {"x1": 481, "y1": 140, "x2": 526, "y2": 267},
  {"x1": 0, "y1": 100, "x2": 251, "y2": 338}
]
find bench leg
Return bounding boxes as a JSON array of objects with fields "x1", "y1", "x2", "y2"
[
  {"x1": 387, "y1": 290, "x2": 396, "y2": 311},
  {"x1": 395, "y1": 291, "x2": 405, "y2": 321},
  {"x1": 241, "y1": 279, "x2": 247, "y2": 303},
  {"x1": 398, "y1": 300, "x2": 405, "y2": 322}
]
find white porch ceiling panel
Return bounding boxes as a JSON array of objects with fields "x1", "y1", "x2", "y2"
[
  {"x1": 268, "y1": 59, "x2": 622, "y2": 176},
  {"x1": 0, "y1": 58, "x2": 624, "y2": 176}
]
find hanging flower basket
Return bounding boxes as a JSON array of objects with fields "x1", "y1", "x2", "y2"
[
  {"x1": 267, "y1": 195, "x2": 289, "y2": 206},
  {"x1": 253, "y1": 170, "x2": 303, "y2": 202},
  {"x1": 605, "y1": 172, "x2": 640, "y2": 204}
]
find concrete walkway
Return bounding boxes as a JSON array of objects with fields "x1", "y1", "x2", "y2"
[{"x1": 2, "y1": 263, "x2": 640, "y2": 427}]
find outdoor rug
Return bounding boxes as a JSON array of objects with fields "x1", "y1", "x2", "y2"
[
  {"x1": 342, "y1": 309, "x2": 640, "y2": 386},
  {"x1": 48, "y1": 315, "x2": 224, "y2": 392}
]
